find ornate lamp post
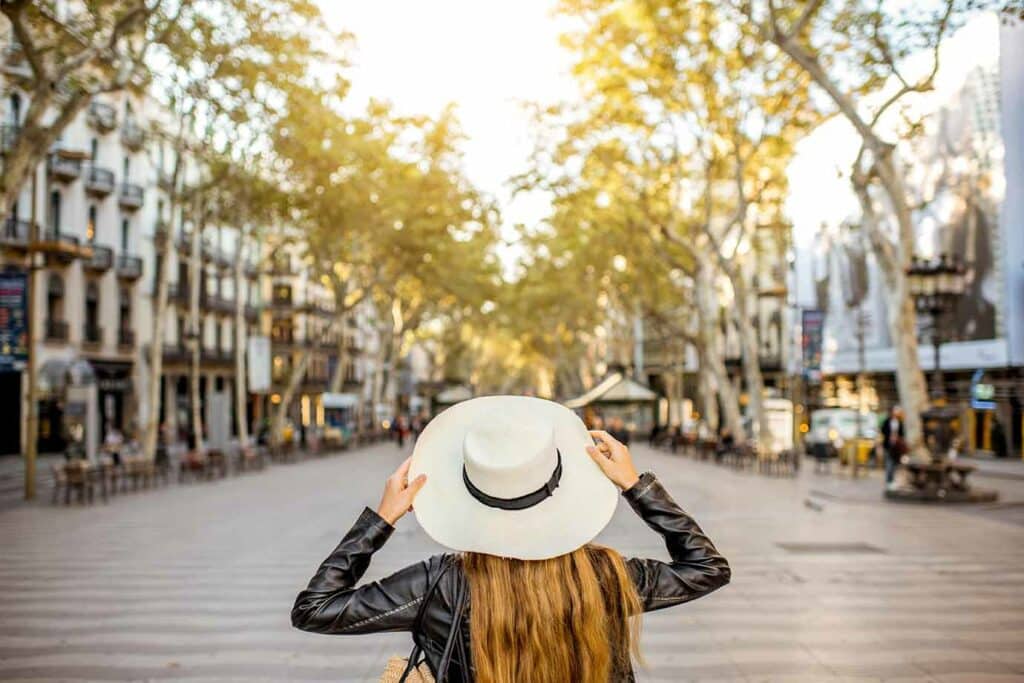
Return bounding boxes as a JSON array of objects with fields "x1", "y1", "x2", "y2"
[
  {"x1": 905, "y1": 254, "x2": 967, "y2": 401},
  {"x1": 888, "y1": 254, "x2": 996, "y2": 503}
]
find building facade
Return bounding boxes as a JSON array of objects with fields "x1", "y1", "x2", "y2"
[{"x1": 0, "y1": 36, "x2": 375, "y2": 455}]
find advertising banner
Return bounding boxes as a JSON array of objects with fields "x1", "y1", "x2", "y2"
[
  {"x1": 0, "y1": 270, "x2": 28, "y2": 370},
  {"x1": 801, "y1": 309, "x2": 825, "y2": 383},
  {"x1": 247, "y1": 336, "x2": 271, "y2": 394}
]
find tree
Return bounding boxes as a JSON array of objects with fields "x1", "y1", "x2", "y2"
[
  {"x1": 520, "y1": 0, "x2": 814, "y2": 445},
  {"x1": 139, "y1": 0, "x2": 337, "y2": 459},
  {"x1": 725, "y1": 0, "x2": 1003, "y2": 453},
  {"x1": 0, "y1": 0, "x2": 181, "y2": 213},
  {"x1": 269, "y1": 96, "x2": 500, "y2": 439}
]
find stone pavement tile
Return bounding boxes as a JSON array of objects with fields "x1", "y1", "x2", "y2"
[
  {"x1": 929, "y1": 675, "x2": 1024, "y2": 683},
  {"x1": 977, "y1": 648, "x2": 1024, "y2": 671},
  {"x1": 911, "y1": 656, "x2": 1019, "y2": 677}
]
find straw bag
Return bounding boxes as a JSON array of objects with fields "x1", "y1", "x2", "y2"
[
  {"x1": 381, "y1": 558, "x2": 469, "y2": 683},
  {"x1": 380, "y1": 656, "x2": 434, "y2": 683}
]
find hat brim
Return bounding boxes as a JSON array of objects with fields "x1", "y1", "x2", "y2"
[{"x1": 409, "y1": 395, "x2": 619, "y2": 561}]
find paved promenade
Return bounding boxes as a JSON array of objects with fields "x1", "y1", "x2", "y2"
[{"x1": 1, "y1": 443, "x2": 1023, "y2": 682}]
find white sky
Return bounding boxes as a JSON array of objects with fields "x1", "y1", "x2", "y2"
[{"x1": 315, "y1": 0, "x2": 576, "y2": 267}]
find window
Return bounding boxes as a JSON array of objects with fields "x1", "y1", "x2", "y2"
[
  {"x1": 121, "y1": 218, "x2": 129, "y2": 252},
  {"x1": 90, "y1": 138, "x2": 98, "y2": 162},
  {"x1": 119, "y1": 287, "x2": 131, "y2": 332},
  {"x1": 8, "y1": 93, "x2": 21, "y2": 125},
  {"x1": 122, "y1": 155, "x2": 130, "y2": 181},
  {"x1": 48, "y1": 191, "x2": 61, "y2": 235},
  {"x1": 87, "y1": 205, "x2": 97, "y2": 243},
  {"x1": 47, "y1": 274, "x2": 63, "y2": 323},
  {"x1": 85, "y1": 282, "x2": 99, "y2": 338}
]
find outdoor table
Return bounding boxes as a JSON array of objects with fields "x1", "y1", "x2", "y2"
[{"x1": 207, "y1": 449, "x2": 229, "y2": 478}]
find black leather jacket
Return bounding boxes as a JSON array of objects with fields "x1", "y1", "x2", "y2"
[{"x1": 292, "y1": 473, "x2": 730, "y2": 681}]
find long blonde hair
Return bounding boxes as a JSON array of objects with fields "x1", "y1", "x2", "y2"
[{"x1": 462, "y1": 544, "x2": 642, "y2": 683}]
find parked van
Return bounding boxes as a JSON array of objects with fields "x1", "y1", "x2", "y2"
[{"x1": 806, "y1": 408, "x2": 878, "y2": 455}]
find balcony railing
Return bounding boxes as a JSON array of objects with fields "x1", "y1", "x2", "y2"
[
  {"x1": 46, "y1": 319, "x2": 69, "y2": 342},
  {"x1": 3, "y1": 40, "x2": 31, "y2": 79},
  {"x1": 153, "y1": 220, "x2": 171, "y2": 247},
  {"x1": 39, "y1": 229, "x2": 80, "y2": 264},
  {"x1": 116, "y1": 254, "x2": 142, "y2": 280},
  {"x1": 118, "y1": 182, "x2": 144, "y2": 210},
  {"x1": 84, "y1": 165, "x2": 115, "y2": 196},
  {"x1": 1, "y1": 218, "x2": 31, "y2": 247},
  {"x1": 84, "y1": 244, "x2": 113, "y2": 271},
  {"x1": 87, "y1": 102, "x2": 117, "y2": 131},
  {"x1": 83, "y1": 324, "x2": 103, "y2": 347},
  {"x1": 118, "y1": 328, "x2": 135, "y2": 348},
  {"x1": 121, "y1": 119, "x2": 145, "y2": 150},
  {"x1": 245, "y1": 303, "x2": 262, "y2": 321},
  {"x1": 270, "y1": 259, "x2": 294, "y2": 276},
  {"x1": 47, "y1": 153, "x2": 82, "y2": 182},
  {"x1": 162, "y1": 343, "x2": 188, "y2": 363},
  {"x1": 0, "y1": 124, "x2": 20, "y2": 153}
]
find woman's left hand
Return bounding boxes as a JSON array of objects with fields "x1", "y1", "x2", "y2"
[{"x1": 376, "y1": 456, "x2": 428, "y2": 525}]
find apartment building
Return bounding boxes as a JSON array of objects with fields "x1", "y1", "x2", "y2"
[{"x1": 0, "y1": 45, "x2": 373, "y2": 455}]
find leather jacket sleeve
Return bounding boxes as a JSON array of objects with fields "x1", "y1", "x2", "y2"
[
  {"x1": 622, "y1": 473, "x2": 731, "y2": 612},
  {"x1": 291, "y1": 507, "x2": 439, "y2": 635}
]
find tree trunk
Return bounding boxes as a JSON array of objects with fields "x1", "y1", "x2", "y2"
[
  {"x1": 141, "y1": 142, "x2": 186, "y2": 460},
  {"x1": 272, "y1": 347, "x2": 312, "y2": 445},
  {"x1": 188, "y1": 207, "x2": 204, "y2": 451},
  {"x1": 328, "y1": 311, "x2": 348, "y2": 393},
  {"x1": 775, "y1": 37, "x2": 930, "y2": 455},
  {"x1": 853, "y1": 173, "x2": 929, "y2": 454},
  {"x1": 730, "y1": 273, "x2": 772, "y2": 449},
  {"x1": 696, "y1": 262, "x2": 744, "y2": 439},
  {"x1": 233, "y1": 229, "x2": 249, "y2": 446}
]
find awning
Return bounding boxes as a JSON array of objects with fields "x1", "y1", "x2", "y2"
[
  {"x1": 322, "y1": 392, "x2": 359, "y2": 409},
  {"x1": 564, "y1": 372, "x2": 658, "y2": 410},
  {"x1": 435, "y1": 385, "x2": 473, "y2": 404}
]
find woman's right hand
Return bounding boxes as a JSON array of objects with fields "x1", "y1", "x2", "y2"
[{"x1": 587, "y1": 430, "x2": 640, "y2": 491}]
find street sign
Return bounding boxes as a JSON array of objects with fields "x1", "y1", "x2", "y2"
[
  {"x1": 0, "y1": 270, "x2": 28, "y2": 371},
  {"x1": 970, "y1": 368, "x2": 996, "y2": 410}
]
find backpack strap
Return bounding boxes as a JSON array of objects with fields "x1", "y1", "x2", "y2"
[
  {"x1": 399, "y1": 557, "x2": 454, "y2": 682},
  {"x1": 434, "y1": 567, "x2": 469, "y2": 682}
]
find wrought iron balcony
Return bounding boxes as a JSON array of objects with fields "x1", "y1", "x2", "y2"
[
  {"x1": 84, "y1": 244, "x2": 113, "y2": 271},
  {"x1": 3, "y1": 40, "x2": 31, "y2": 80},
  {"x1": 116, "y1": 254, "x2": 142, "y2": 280},
  {"x1": 84, "y1": 165, "x2": 115, "y2": 196},
  {"x1": 83, "y1": 323, "x2": 103, "y2": 347},
  {"x1": 1, "y1": 217, "x2": 31, "y2": 247},
  {"x1": 270, "y1": 258, "x2": 295, "y2": 276},
  {"x1": 0, "y1": 124, "x2": 20, "y2": 153},
  {"x1": 162, "y1": 343, "x2": 188, "y2": 363},
  {"x1": 153, "y1": 220, "x2": 171, "y2": 247},
  {"x1": 118, "y1": 328, "x2": 135, "y2": 349},
  {"x1": 121, "y1": 119, "x2": 145, "y2": 150},
  {"x1": 47, "y1": 153, "x2": 82, "y2": 182},
  {"x1": 118, "y1": 182, "x2": 144, "y2": 210},
  {"x1": 39, "y1": 229, "x2": 81, "y2": 264},
  {"x1": 87, "y1": 101, "x2": 117, "y2": 132},
  {"x1": 46, "y1": 319, "x2": 69, "y2": 342}
]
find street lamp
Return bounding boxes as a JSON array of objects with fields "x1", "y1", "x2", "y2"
[{"x1": 905, "y1": 253, "x2": 968, "y2": 401}]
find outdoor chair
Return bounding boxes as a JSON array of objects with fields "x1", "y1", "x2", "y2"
[{"x1": 179, "y1": 449, "x2": 209, "y2": 483}]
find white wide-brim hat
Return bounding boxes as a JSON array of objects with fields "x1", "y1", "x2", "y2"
[{"x1": 409, "y1": 395, "x2": 618, "y2": 560}]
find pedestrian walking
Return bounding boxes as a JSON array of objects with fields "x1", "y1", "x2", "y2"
[
  {"x1": 292, "y1": 396, "x2": 730, "y2": 682},
  {"x1": 881, "y1": 405, "x2": 906, "y2": 487},
  {"x1": 608, "y1": 415, "x2": 631, "y2": 446}
]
